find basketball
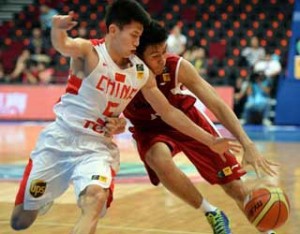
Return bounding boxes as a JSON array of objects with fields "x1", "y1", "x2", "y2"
[{"x1": 243, "y1": 187, "x2": 290, "y2": 232}]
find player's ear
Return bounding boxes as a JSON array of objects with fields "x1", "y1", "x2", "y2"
[{"x1": 108, "y1": 24, "x2": 117, "y2": 35}]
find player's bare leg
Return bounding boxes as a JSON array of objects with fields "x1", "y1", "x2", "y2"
[
  {"x1": 221, "y1": 180, "x2": 248, "y2": 210},
  {"x1": 145, "y1": 142, "x2": 203, "y2": 208},
  {"x1": 72, "y1": 185, "x2": 108, "y2": 234},
  {"x1": 146, "y1": 142, "x2": 231, "y2": 233},
  {"x1": 221, "y1": 181, "x2": 276, "y2": 233},
  {"x1": 10, "y1": 204, "x2": 39, "y2": 230}
]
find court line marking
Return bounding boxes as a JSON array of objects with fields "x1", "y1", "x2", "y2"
[{"x1": 0, "y1": 220, "x2": 209, "y2": 233}]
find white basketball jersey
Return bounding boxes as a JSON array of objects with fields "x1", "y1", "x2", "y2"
[{"x1": 54, "y1": 39, "x2": 149, "y2": 137}]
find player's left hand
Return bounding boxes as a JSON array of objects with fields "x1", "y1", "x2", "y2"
[
  {"x1": 104, "y1": 117, "x2": 127, "y2": 137},
  {"x1": 242, "y1": 142, "x2": 279, "y2": 177}
]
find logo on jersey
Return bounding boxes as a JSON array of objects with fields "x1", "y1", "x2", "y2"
[
  {"x1": 30, "y1": 179, "x2": 47, "y2": 198},
  {"x1": 115, "y1": 73, "x2": 126, "y2": 82},
  {"x1": 136, "y1": 64, "x2": 144, "y2": 79},
  {"x1": 217, "y1": 166, "x2": 233, "y2": 178},
  {"x1": 159, "y1": 67, "x2": 170, "y2": 85},
  {"x1": 150, "y1": 113, "x2": 159, "y2": 120},
  {"x1": 92, "y1": 175, "x2": 108, "y2": 183}
]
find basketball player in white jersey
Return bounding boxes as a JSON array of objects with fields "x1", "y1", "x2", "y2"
[{"x1": 10, "y1": 1, "x2": 241, "y2": 233}]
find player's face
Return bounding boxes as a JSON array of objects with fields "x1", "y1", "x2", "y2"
[
  {"x1": 113, "y1": 21, "x2": 144, "y2": 58},
  {"x1": 142, "y1": 42, "x2": 167, "y2": 75}
]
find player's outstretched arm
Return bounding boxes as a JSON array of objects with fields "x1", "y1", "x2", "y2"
[
  {"x1": 141, "y1": 73, "x2": 241, "y2": 156},
  {"x1": 51, "y1": 11, "x2": 92, "y2": 58},
  {"x1": 178, "y1": 58, "x2": 278, "y2": 177}
]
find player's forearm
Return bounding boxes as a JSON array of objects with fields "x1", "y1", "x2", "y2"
[
  {"x1": 212, "y1": 103, "x2": 252, "y2": 146},
  {"x1": 51, "y1": 27, "x2": 73, "y2": 57},
  {"x1": 160, "y1": 107, "x2": 215, "y2": 146}
]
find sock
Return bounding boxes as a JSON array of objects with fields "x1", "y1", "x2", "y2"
[{"x1": 200, "y1": 198, "x2": 217, "y2": 213}]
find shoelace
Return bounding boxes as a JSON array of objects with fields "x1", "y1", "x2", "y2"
[{"x1": 207, "y1": 213, "x2": 227, "y2": 234}]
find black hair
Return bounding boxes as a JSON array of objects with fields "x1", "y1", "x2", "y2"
[
  {"x1": 105, "y1": 0, "x2": 150, "y2": 31},
  {"x1": 136, "y1": 20, "x2": 168, "y2": 57}
]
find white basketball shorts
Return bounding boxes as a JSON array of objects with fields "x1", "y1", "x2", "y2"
[{"x1": 18, "y1": 121, "x2": 120, "y2": 210}]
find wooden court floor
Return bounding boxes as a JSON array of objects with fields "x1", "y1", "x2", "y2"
[{"x1": 0, "y1": 123, "x2": 299, "y2": 234}]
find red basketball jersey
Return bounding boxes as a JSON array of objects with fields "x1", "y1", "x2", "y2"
[{"x1": 123, "y1": 54, "x2": 196, "y2": 129}]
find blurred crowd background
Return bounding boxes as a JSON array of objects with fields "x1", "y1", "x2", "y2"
[{"x1": 0, "y1": 0, "x2": 296, "y2": 125}]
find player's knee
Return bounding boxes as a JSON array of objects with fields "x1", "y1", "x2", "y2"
[
  {"x1": 146, "y1": 152, "x2": 169, "y2": 168},
  {"x1": 79, "y1": 185, "x2": 108, "y2": 215},
  {"x1": 146, "y1": 152, "x2": 174, "y2": 175},
  {"x1": 145, "y1": 143, "x2": 172, "y2": 167},
  {"x1": 145, "y1": 153, "x2": 158, "y2": 168}
]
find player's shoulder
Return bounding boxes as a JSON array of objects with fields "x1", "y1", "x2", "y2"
[
  {"x1": 90, "y1": 38, "x2": 105, "y2": 46},
  {"x1": 166, "y1": 53, "x2": 182, "y2": 66},
  {"x1": 165, "y1": 53, "x2": 183, "y2": 71}
]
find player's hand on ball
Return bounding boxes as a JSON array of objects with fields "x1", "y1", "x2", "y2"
[
  {"x1": 209, "y1": 137, "x2": 242, "y2": 162},
  {"x1": 52, "y1": 11, "x2": 78, "y2": 30},
  {"x1": 104, "y1": 117, "x2": 127, "y2": 137},
  {"x1": 242, "y1": 142, "x2": 279, "y2": 177}
]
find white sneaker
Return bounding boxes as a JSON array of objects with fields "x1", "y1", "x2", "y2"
[
  {"x1": 38, "y1": 201, "x2": 54, "y2": 216},
  {"x1": 262, "y1": 231, "x2": 276, "y2": 234}
]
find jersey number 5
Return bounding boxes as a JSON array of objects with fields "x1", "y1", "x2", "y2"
[{"x1": 103, "y1": 101, "x2": 119, "y2": 117}]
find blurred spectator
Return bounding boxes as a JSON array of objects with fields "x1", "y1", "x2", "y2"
[
  {"x1": 23, "y1": 60, "x2": 54, "y2": 84},
  {"x1": 241, "y1": 36, "x2": 265, "y2": 67},
  {"x1": 28, "y1": 27, "x2": 50, "y2": 55},
  {"x1": 9, "y1": 49, "x2": 31, "y2": 83},
  {"x1": 23, "y1": 60, "x2": 40, "y2": 84},
  {"x1": 191, "y1": 47, "x2": 208, "y2": 79},
  {"x1": 0, "y1": 62, "x2": 6, "y2": 83},
  {"x1": 182, "y1": 47, "x2": 194, "y2": 61},
  {"x1": 38, "y1": 62, "x2": 54, "y2": 84},
  {"x1": 234, "y1": 76, "x2": 249, "y2": 119},
  {"x1": 254, "y1": 53, "x2": 282, "y2": 79},
  {"x1": 242, "y1": 72, "x2": 272, "y2": 125},
  {"x1": 78, "y1": 26, "x2": 88, "y2": 39},
  {"x1": 297, "y1": 39, "x2": 300, "y2": 55},
  {"x1": 166, "y1": 24, "x2": 187, "y2": 55},
  {"x1": 7, "y1": 48, "x2": 52, "y2": 84},
  {"x1": 254, "y1": 52, "x2": 282, "y2": 98},
  {"x1": 40, "y1": 4, "x2": 58, "y2": 34}
]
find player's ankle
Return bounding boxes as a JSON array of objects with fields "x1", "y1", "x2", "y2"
[{"x1": 200, "y1": 198, "x2": 217, "y2": 213}]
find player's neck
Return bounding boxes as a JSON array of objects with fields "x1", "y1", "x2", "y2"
[{"x1": 105, "y1": 39, "x2": 131, "y2": 69}]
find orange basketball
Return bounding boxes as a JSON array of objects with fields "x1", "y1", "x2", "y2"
[{"x1": 243, "y1": 187, "x2": 290, "y2": 232}]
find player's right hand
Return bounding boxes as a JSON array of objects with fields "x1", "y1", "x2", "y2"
[
  {"x1": 209, "y1": 137, "x2": 242, "y2": 161},
  {"x1": 52, "y1": 11, "x2": 78, "y2": 30},
  {"x1": 242, "y1": 142, "x2": 278, "y2": 177},
  {"x1": 104, "y1": 117, "x2": 127, "y2": 137}
]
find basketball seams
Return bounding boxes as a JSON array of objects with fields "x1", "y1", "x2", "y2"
[
  {"x1": 273, "y1": 192, "x2": 281, "y2": 230},
  {"x1": 245, "y1": 188, "x2": 271, "y2": 222},
  {"x1": 257, "y1": 191, "x2": 281, "y2": 230},
  {"x1": 245, "y1": 187, "x2": 289, "y2": 231},
  {"x1": 257, "y1": 201, "x2": 278, "y2": 230},
  {"x1": 282, "y1": 193, "x2": 290, "y2": 213},
  {"x1": 252, "y1": 191, "x2": 275, "y2": 226}
]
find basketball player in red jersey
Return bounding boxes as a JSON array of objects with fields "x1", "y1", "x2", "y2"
[
  {"x1": 10, "y1": 1, "x2": 241, "y2": 233},
  {"x1": 123, "y1": 20, "x2": 278, "y2": 234}
]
